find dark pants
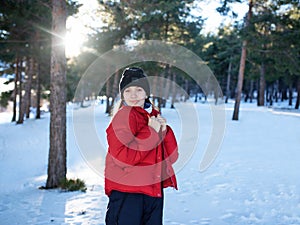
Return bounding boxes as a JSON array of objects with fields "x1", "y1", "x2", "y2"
[{"x1": 105, "y1": 191, "x2": 164, "y2": 225}]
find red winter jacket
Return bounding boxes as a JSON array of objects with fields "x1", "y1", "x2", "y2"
[{"x1": 104, "y1": 105, "x2": 178, "y2": 198}]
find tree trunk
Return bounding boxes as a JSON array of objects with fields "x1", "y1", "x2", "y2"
[
  {"x1": 164, "y1": 65, "x2": 171, "y2": 108},
  {"x1": 268, "y1": 84, "x2": 274, "y2": 106},
  {"x1": 29, "y1": 58, "x2": 35, "y2": 117},
  {"x1": 105, "y1": 73, "x2": 111, "y2": 114},
  {"x1": 112, "y1": 70, "x2": 120, "y2": 98},
  {"x1": 249, "y1": 79, "x2": 254, "y2": 103},
  {"x1": 46, "y1": 0, "x2": 67, "y2": 188},
  {"x1": 258, "y1": 62, "x2": 266, "y2": 106},
  {"x1": 184, "y1": 79, "x2": 189, "y2": 102},
  {"x1": 109, "y1": 70, "x2": 120, "y2": 115},
  {"x1": 152, "y1": 73, "x2": 161, "y2": 110},
  {"x1": 281, "y1": 87, "x2": 287, "y2": 101},
  {"x1": 295, "y1": 77, "x2": 300, "y2": 109},
  {"x1": 24, "y1": 57, "x2": 34, "y2": 119},
  {"x1": 288, "y1": 83, "x2": 293, "y2": 106},
  {"x1": 36, "y1": 62, "x2": 41, "y2": 119},
  {"x1": 171, "y1": 72, "x2": 176, "y2": 108},
  {"x1": 156, "y1": 73, "x2": 163, "y2": 110},
  {"x1": 225, "y1": 59, "x2": 232, "y2": 103},
  {"x1": 232, "y1": 0, "x2": 253, "y2": 121},
  {"x1": 274, "y1": 80, "x2": 279, "y2": 103},
  {"x1": 17, "y1": 59, "x2": 24, "y2": 124},
  {"x1": 232, "y1": 40, "x2": 247, "y2": 120},
  {"x1": 12, "y1": 57, "x2": 19, "y2": 122}
]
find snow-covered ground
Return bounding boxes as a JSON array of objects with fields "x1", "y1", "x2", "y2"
[{"x1": 0, "y1": 100, "x2": 300, "y2": 225}]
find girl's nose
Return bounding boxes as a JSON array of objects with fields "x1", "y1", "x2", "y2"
[{"x1": 130, "y1": 91, "x2": 137, "y2": 97}]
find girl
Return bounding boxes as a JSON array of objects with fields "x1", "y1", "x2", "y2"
[{"x1": 105, "y1": 67, "x2": 178, "y2": 225}]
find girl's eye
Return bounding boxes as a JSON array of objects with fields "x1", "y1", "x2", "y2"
[{"x1": 137, "y1": 88, "x2": 143, "y2": 92}]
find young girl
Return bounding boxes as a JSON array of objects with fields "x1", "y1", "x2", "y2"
[{"x1": 104, "y1": 67, "x2": 178, "y2": 225}]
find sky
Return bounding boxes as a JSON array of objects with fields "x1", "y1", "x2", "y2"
[
  {"x1": 65, "y1": 0, "x2": 249, "y2": 57},
  {"x1": 196, "y1": 0, "x2": 249, "y2": 32}
]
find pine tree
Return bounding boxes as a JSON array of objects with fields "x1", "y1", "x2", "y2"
[
  {"x1": 46, "y1": 0, "x2": 67, "y2": 188},
  {"x1": 232, "y1": 0, "x2": 253, "y2": 120}
]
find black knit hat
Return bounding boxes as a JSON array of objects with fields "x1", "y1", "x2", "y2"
[{"x1": 119, "y1": 67, "x2": 150, "y2": 97}]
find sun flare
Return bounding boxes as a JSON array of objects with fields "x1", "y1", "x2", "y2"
[
  {"x1": 65, "y1": 17, "x2": 85, "y2": 57},
  {"x1": 64, "y1": 0, "x2": 100, "y2": 58}
]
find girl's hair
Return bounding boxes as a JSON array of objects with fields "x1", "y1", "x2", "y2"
[{"x1": 111, "y1": 98, "x2": 124, "y2": 118}]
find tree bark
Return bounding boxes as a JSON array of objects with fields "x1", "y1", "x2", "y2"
[
  {"x1": 46, "y1": 0, "x2": 67, "y2": 188},
  {"x1": 232, "y1": 39, "x2": 247, "y2": 120},
  {"x1": 232, "y1": 0, "x2": 253, "y2": 121},
  {"x1": 225, "y1": 59, "x2": 232, "y2": 103},
  {"x1": 249, "y1": 79, "x2": 254, "y2": 103},
  {"x1": 164, "y1": 65, "x2": 171, "y2": 108},
  {"x1": 12, "y1": 57, "x2": 19, "y2": 122},
  {"x1": 109, "y1": 70, "x2": 120, "y2": 115},
  {"x1": 288, "y1": 83, "x2": 293, "y2": 106},
  {"x1": 184, "y1": 79, "x2": 189, "y2": 102},
  {"x1": 112, "y1": 70, "x2": 120, "y2": 98},
  {"x1": 295, "y1": 77, "x2": 300, "y2": 109},
  {"x1": 36, "y1": 62, "x2": 41, "y2": 119},
  {"x1": 156, "y1": 73, "x2": 163, "y2": 111},
  {"x1": 152, "y1": 73, "x2": 160, "y2": 109},
  {"x1": 274, "y1": 80, "x2": 279, "y2": 103},
  {"x1": 258, "y1": 62, "x2": 266, "y2": 106},
  {"x1": 281, "y1": 87, "x2": 288, "y2": 101},
  {"x1": 24, "y1": 57, "x2": 34, "y2": 119},
  {"x1": 17, "y1": 59, "x2": 24, "y2": 124},
  {"x1": 171, "y1": 72, "x2": 176, "y2": 108},
  {"x1": 105, "y1": 66, "x2": 111, "y2": 114}
]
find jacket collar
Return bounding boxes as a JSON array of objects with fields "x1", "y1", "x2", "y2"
[{"x1": 121, "y1": 105, "x2": 158, "y2": 116}]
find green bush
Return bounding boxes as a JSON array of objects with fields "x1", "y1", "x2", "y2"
[
  {"x1": 0, "y1": 91, "x2": 12, "y2": 108},
  {"x1": 59, "y1": 178, "x2": 87, "y2": 192}
]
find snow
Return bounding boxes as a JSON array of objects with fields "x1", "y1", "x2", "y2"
[
  {"x1": 0, "y1": 100, "x2": 300, "y2": 225},
  {"x1": 0, "y1": 77, "x2": 14, "y2": 94}
]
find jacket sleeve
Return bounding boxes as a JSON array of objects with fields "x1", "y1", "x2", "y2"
[
  {"x1": 162, "y1": 126, "x2": 179, "y2": 164},
  {"x1": 107, "y1": 108, "x2": 161, "y2": 166}
]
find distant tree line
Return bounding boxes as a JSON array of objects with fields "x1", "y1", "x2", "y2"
[{"x1": 0, "y1": 0, "x2": 299, "y2": 123}]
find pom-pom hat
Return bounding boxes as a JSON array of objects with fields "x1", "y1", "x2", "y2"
[{"x1": 119, "y1": 67, "x2": 150, "y2": 97}]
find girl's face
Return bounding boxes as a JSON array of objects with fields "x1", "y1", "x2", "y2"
[{"x1": 123, "y1": 86, "x2": 147, "y2": 107}]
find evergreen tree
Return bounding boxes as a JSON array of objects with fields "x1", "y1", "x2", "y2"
[
  {"x1": 46, "y1": 0, "x2": 67, "y2": 189},
  {"x1": 232, "y1": 0, "x2": 253, "y2": 120}
]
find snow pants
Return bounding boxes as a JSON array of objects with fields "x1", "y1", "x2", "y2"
[{"x1": 105, "y1": 190, "x2": 164, "y2": 225}]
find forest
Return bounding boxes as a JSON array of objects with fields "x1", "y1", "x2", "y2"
[
  {"x1": 0, "y1": 1, "x2": 300, "y2": 221},
  {"x1": 1, "y1": 0, "x2": 300, "y2": 122},
  {"x1": 0, "y1": 0, "x2": 299, "y2": 200}
]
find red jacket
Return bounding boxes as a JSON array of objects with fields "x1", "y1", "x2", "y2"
[{"x1": 104, "y1": 105, "x2": 178, "y2": 197}]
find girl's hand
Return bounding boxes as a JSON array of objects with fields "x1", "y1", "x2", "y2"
[
  {"x1": 157, "y1": 114, "x2": 167, "y2": 131},
  {"x1": 148, "y1": 116, "x2": 161, "y2": 133}
]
